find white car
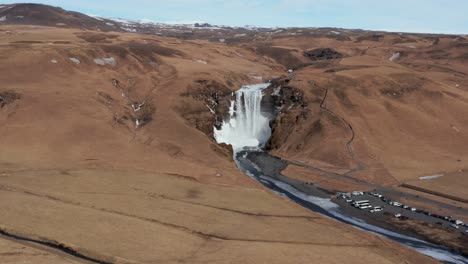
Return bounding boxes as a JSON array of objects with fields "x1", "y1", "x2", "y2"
[
  {"x1": 455, "y1": 220, "x2": 464, "y2": 225},
  {"x1": 410, "y1": 208, "x2": 417, "y2": 212},
  {"x1": 450, "y1": 224, "x2": 459, "y2": 229},
  {"x1": 394, "y1": 214, "x2": 402, "y2": 218}
]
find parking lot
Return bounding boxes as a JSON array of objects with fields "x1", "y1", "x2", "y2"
[{"x1": 338, "y1": 191, "x2": 468, "y2": 234}]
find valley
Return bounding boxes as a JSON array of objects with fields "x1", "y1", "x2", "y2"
[{"x1": 0, "y1": 3, "x2": 467, "y2": 264}]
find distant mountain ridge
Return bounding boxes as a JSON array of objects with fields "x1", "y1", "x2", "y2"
[
  {"x1": 1, "y1": 3, "x2": 464, "y2": 41},
  {"x1": 0, "y1": 3, "x2": 116, "y2": 31}
]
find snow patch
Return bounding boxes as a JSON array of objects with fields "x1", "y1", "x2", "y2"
[
  {"x1": 206, "y1": 105, "x2": 215, "y2": 114},
  {"x1": 249, "y1": 74, "x2": 263, "y2": 81},
  {"x1": 243, "y1": 25, "x2": 258, "y2": 30},
  {"x1": 87, "y1": 14, "x2": 104, "y2": 21},
  {"x1": 419, "y1": 174, "x2": 444, "y2": 180},
  {"x1": 50, "y1": 59, "x2": 58, "y2": 64},
  {"x1": 110, "y1": 18, "x2": 134, "y2": 24},
  {"x1": 192, "y1": 59, "x2": 207, "y2": 64},
  {"x1": 132, "y1": 103, "x2": 144, "y2": 112},
  {"x1": 271, "y1": 86, "x2": 281, "y2": 96},
  {"x1": 94, "y1": 57, "x2": 116, "y2": 66},
  {"x1": 0, "y1": 16, "x2": 7, "y2": 22},
  {"x1": 121, "y1": 27, "x2": 137, "y2": 32},
  {"x1": 69, "y1": 58, "x2": 80, "y2": 64},
  {"x1": 389, "y1": 52, "x2": 401, "y2": 61}
]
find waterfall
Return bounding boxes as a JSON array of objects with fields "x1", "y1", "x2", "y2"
[{"x1": 214, "y1": 83, "x2": 271, "y2": 151}]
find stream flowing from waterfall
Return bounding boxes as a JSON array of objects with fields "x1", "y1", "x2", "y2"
[{"x1": 213, "y1": 83, "x2": 468, "y2": 264}]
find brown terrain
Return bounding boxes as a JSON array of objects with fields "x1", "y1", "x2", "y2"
[{"x1": 0, "y1": 3, "x2": 467, "y2": 263}]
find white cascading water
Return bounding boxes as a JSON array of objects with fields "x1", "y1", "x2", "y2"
[{"x1": 214, "y1": 83, "x2": 271, "y2": 151}]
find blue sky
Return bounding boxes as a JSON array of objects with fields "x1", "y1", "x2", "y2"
[{"x1": 1, "y1": 0, "x2": 467, "y2": 34}]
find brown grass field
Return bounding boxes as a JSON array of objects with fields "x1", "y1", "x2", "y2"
[{"x1": 1, "y1": 4, "x2": 467, "y2": 262}]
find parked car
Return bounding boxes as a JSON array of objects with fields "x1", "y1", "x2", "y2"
[{"x1": 354, "y1": 200, "x2": 370, "y2": 205}]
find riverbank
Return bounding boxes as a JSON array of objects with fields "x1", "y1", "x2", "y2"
[{"x1": 238, "y1": 150, "x2": 468, "y2": 263}]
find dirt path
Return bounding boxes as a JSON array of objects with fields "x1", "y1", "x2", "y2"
[{"x1": 319, "y1": 86, "x2": 367, "y2": 175}]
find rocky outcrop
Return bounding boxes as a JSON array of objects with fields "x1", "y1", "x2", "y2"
[
  {"x1": 0, "y1": 91, "x2": 21, "y2": 108},
  {"x1": 304, "y1": 48, "x2": 343, "y2": 61},
  {"x1": 261, "y1": 78, "x2": 308, "y2": 151},
  {"x1": 178, "y1": 80, "x2": 233, "y2": 137}
]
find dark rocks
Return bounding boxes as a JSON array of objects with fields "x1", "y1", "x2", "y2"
[
  {"x1": 194, "y1": 23, "x2": 212, "y2": 28},
  {"x1": 356, "y1": 34, "x2": 384, "y2": 42},
  {"x1": 304, "y1": 48, "x2": 343, "y2": 61},
  {"x1": 255, "y1": 46, "x2": 304, "y2": 69},
  {"x1": 0, "y1": 91, "x2": 21, "y2": 108},
  {"x1": 134, "y1": 103, "x2": 155, "y2": 127}
]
